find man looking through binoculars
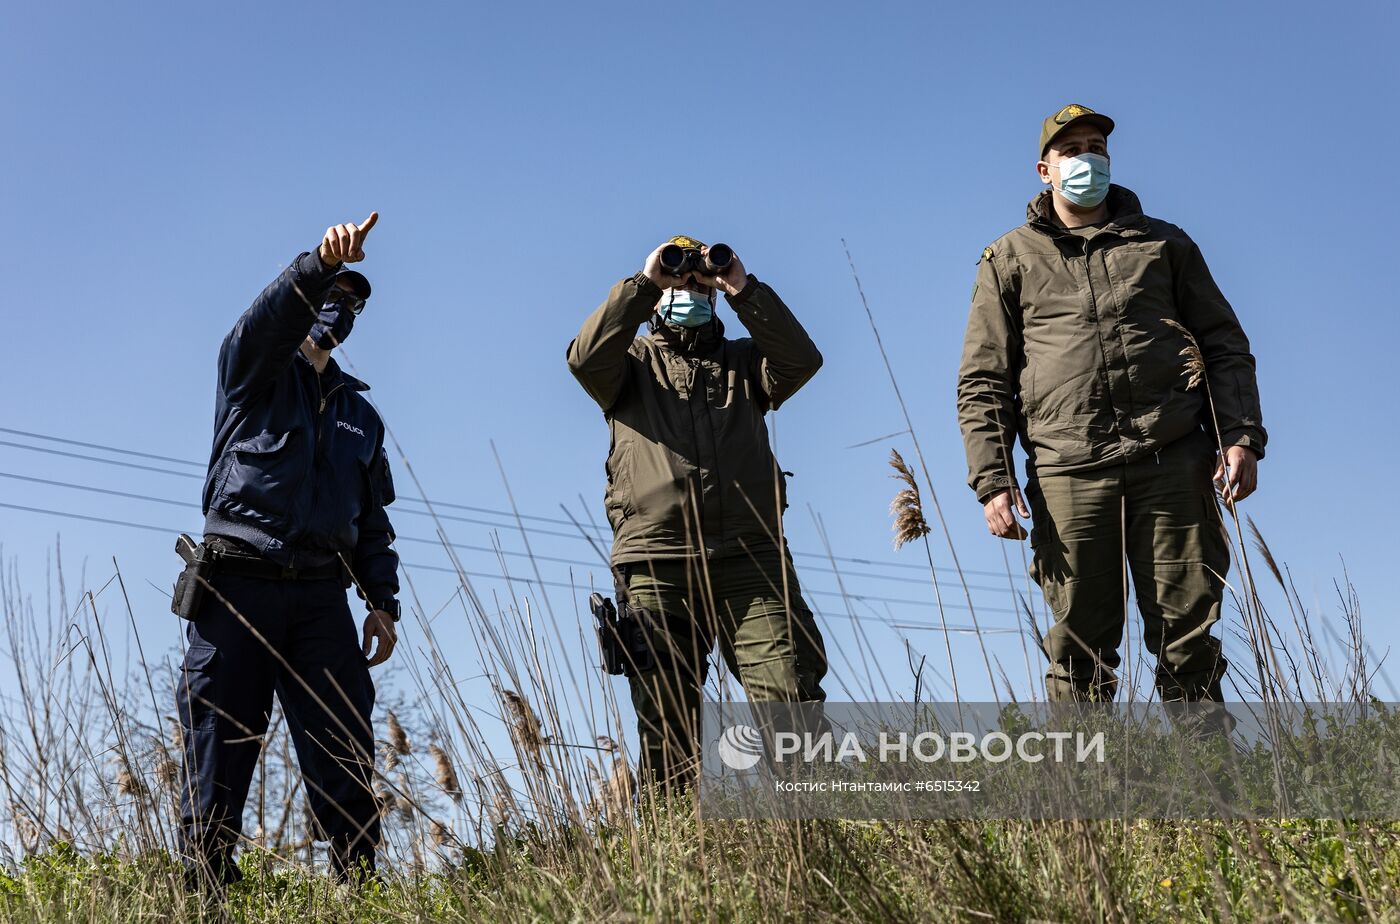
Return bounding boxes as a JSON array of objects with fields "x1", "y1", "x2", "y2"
[{"x1": 567, "y1": 236, "x2": 829, "y2": 792}]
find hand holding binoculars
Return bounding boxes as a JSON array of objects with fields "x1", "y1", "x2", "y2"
[{"x1": 658, "y1": 242, "x2": 733, "y2": 279}]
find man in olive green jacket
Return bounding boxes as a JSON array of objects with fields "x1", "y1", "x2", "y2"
[
  {"x1": 568, "y1": 236, "x2": 828, "y2": 788},
  {"x1": 957, "y1": 105, "x2": 1266, "y2": 702}
]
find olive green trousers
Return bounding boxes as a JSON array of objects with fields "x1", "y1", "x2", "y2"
[
  {"x1": 621, "y1": 547, "x2": 828, "y2": 791},
  {"x1": 1026, "y1": 432, "x2": 1231, "y2": 702}
]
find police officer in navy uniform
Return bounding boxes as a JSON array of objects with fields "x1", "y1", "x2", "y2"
[{"x1": 178, "y1": 212, "x2": 400, "y2": 888}]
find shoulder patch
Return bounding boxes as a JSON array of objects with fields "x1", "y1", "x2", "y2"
[{"x1": 981, "y1": 246, "x2": 994, "y2": 263}]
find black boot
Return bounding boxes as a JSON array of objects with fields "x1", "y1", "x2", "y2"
[
  {"x1": 329, "y1": 835, "x2": 376, "y2": 886},
  {"x1": 181, "y1": 842, "x2": 243, "y2": 898}
]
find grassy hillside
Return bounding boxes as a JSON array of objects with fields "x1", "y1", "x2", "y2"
[{"x1": 2, "y1": 815, "x2": 1397, "y2": 922}]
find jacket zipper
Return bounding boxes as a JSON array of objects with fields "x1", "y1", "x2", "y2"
[
  {"x1": 316, "y1": 378, "x2": 346, "y2": 449},
  {"x1": 1081, "y1": 232, "x2": 1135, "y2": 447},
  {"x1": 304, "y1": 376, "x2": 347, "y2": 559},
  {"x1": 684, "y1": 356, "x2": 711, "y2": 553}
]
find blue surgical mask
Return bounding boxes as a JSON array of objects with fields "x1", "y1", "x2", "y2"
[
  {"x1": 309, "y1": 293, "x2": 358, "y2": 349},
  {"x1": 1051, "y1": 152, "x2": 1111, "y2": 207},
  {"x1": 660, "y1": 288, "x2": 713, "y2": 328}
]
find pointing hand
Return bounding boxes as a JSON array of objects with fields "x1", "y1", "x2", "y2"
[{"x1": 319, "y1": 212, "x2": 379, "y2": 268}]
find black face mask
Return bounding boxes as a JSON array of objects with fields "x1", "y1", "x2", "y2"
[{"x1": 309, "y1": 290, "x2": 363, "y2": 349}]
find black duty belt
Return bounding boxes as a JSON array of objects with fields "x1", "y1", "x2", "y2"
[
  {"x1": 203, "y1": 535, "x2": 348, "y2": 582},
  {"x1": 213, "y1": 552, "x2": 346, "y2": 582}
]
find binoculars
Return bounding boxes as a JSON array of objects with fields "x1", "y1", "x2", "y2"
[{"x1": 659, "y1": 242, "x2": 733, "y2": 278}]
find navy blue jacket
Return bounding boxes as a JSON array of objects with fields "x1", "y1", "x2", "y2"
[{"x1": 202, "y1": 251, "x2": 399, "y2": 603}]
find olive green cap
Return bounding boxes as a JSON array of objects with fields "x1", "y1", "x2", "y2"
[{"x1": 1039, "y1": 104, "x2": 1115, "y2": 158}]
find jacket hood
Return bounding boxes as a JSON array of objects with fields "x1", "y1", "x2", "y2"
[
  {"x1": 1027, "y1": 184, "x2": 1150, "y2": 237},
  {"x1": 646, "y1": 313, "x2": 726, "y2": 356}
]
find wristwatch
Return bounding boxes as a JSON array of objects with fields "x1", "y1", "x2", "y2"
[{"x1": 369, "y1": 599, "x2": 402, "y2": 622}]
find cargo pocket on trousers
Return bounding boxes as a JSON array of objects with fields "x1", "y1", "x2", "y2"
[
  {"x1": 1027, "y1": 521, "x2": 1070, "y2": 620},
  {"x1": 178, "y1": 644, "x2": 220, "y2": 730},
  {"x1": 1201, "y1": 493, "x2": 1232, "y2": 579}
]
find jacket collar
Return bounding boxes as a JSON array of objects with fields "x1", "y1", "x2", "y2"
[
  {"x1": 295, "y1": 350, "x2": 371, "y2": 391},
  {"x1": 1026, "y1": 184, "x2": 1151, "y2": 238},
  {"x1": 647, "y1": 314, "x2": 726, "y2": 357}
]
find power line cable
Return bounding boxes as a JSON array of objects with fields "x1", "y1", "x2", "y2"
[
  {"x1": 0, "y1": 439, "x2": 202, "y2": 480},
  {"x1": 0, "y1": 426, "x2": 205, "y2": 468},
  {"x1": 0, "y1": 471, "x2": 1022, "y2": 597},
  {"x1": 0, "y1": 500, "x2": 1023, "y2": 621},
  {"x1": 0, "y1": 425, "x2": 1015, "y2": 577}
]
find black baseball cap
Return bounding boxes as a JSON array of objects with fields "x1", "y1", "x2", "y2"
[{"x1": 333, "y1": 269, "x2": 371, "y2": 300}]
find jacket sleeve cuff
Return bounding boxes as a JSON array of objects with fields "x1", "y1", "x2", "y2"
[
  {"x1": 1220, "y1": 427, "x2": 1266, "y2": 461},
  {"x1": 294, "y1": 250, "x2": 340, "y2": 285},
  {"x1": 631, "y1": 271, "x2": 662, "y2": 298},
  {"x1": 354, "y1": 569, "x2": 398, "y2": 602},
  {"x1": 362, "y1": 587, "x2": 397, "y2": 606},
  {"x1": 725, "y1": 274, "x2": 761, "y2": 306},
  {"x1": 973, "y1": 473, "x2": 1016, "y2": 505}
]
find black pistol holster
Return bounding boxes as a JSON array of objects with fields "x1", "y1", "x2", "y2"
[
  {"x1": 171, "y1": 533, "x2": 215, "y2": 620},
  {"x1": 590, "y1": 568, "x2": 656, "y2": 677},
  {"x1": 172, "y1": 534, "x2": 351, "y2": 620}
]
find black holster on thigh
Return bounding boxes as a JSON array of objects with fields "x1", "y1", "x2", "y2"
[
  {"x1": 590, "y1": 591, "x2": 656, "y2": 677},
  {"x1": 171, "y1": 534, "x2": 215, "y2": 621}
]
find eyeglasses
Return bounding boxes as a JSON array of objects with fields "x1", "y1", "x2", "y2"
[{"x1": 326, "y1": 290, "x2": 366, "y2": 316}]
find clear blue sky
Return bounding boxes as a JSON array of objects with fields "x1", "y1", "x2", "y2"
[{"x1": 2, "y1": 0, "x2": 1397, "y2": 737}]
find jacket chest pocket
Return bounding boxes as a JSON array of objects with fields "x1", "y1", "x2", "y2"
[
  {"x1": 1102, "y1": 241, "x2": 1172, "y2": 316},
  {"x1": 214, "y1": 430, "x2": 303, "y2": 519}
]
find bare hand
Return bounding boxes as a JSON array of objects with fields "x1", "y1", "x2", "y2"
[
  {"x1": 641, "y1": 243, "x2": 692, "y2": 290},
  {"x1": 362, "y1": 609, "x2": 397, "y2": 667},
  {"x1": 983, "y1": 487, "x2": 1031, "y2": 540},
  {"x1": 1213, "y1": 445, "x2": 1259, "y2": 504},
  {"x1": 319, "y1": 212, "x2": 379, "y2": 268},
  {"x1": 691, "y1": 245, "x2": 749, "y2": 297}
]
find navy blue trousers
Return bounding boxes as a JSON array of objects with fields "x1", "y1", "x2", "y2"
[{"x1": 176, "y1": 572, "x2": 378, "y2": 880}]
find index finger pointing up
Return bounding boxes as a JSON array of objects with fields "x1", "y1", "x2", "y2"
[{"x1": 358, "y1": 211, "x2": 379, "y2": 234}]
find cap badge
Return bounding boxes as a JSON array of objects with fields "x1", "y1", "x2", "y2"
[{"x1": 1055, "y1": 104, "x2": 1093, "y2": 123}]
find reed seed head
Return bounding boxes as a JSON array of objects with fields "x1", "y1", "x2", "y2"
[
  {"x1": 154, "y1": 757, "x2": 179, "y2": 790},
  {"x1": 386, "y1": 711, "x2": 411, "y2": 756},
  {"x1": 502, "y1": 689, "x2": 546, "y2": 768},
  {"x1": 116, "y1": 763, "x2": 147, "y2": 799},
  {"x1": 1162, "y1": 319, "x2": 1206, "y2": 391},
  {"x1": 489, "y1": 791, "x2": 515, "y2": 830},
  {"x1": 888, "y1": 449, "x2": 932, "y2": 549},
  {"x1": 166, "y1": 717, "x2": 184, "y2": 754},
  {"x1": 594, "y1": 758, "x2": 634, "y2": 823},
  {"x1": 430, "y1": 744, "x2": 463, "y2": 801}
]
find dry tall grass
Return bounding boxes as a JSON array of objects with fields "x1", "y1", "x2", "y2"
[{"x1": 0, "y1": 539, "x2": 1392, "y2": 923}]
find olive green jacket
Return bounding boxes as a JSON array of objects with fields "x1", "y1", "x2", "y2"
[
  {"x1": 957, "y1": 185, "x2": 1266, "y2": 503},
  {"x1": 568, "y1": 273, "x2": 822, "y2": 564}
]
